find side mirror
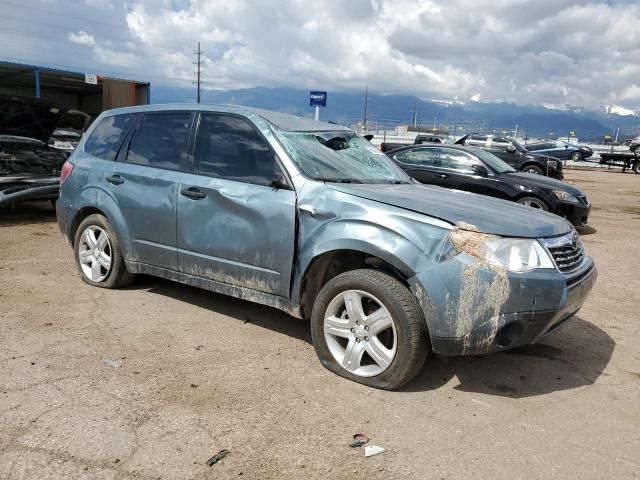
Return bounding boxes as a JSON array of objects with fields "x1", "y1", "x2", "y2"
[
  {"x1": 564, "y1": 145, "x2": 568, "y2": 149},
  {"x1": 506, "y1": 145, "x2": 516, "y2": 153},
  {"x1": 472, "y1": 164, "x2": 489, "y2": 176},
  {"x1": 270, "y1": 173, "x2": 289, "y2": 190}
]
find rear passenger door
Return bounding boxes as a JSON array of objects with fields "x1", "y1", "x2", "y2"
[
  {"x1": 105, "y1": 112, "x2": 193, "y2": 270},
  {"x1": 390, "y1": 148, "x2": 442, "y2": 185},
  {"x1": 176, "y1": 113, "x2": 296, "y2": 297}
]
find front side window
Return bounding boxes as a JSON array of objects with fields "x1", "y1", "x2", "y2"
[
  {"x1": 394, "y1": 148, "x2": 439, "y2": 167},
  {"x1": 439, "y1": 149, "x2": 479, "y2": 173},
  {"x1": 276, "y1": 130, "x2": 410, "y2": 184},
  {"x1": 85, "y1": 113, "x2": 138, "y2": 161},
  {"x1": 195, "y1": 114, "x2": 276, "y2": 186},
  {"x1": 126, "y1": 113, "x2": 190, "y2": 170}
]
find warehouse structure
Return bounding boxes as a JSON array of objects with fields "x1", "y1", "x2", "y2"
[{"x1": 0, "y1": 61, "x2": 150, "y2": 116}]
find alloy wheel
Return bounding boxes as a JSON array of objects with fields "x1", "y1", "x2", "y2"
[
  {"x1": 78, "y1": 225, "x2": 112, "y2": 282},
  {"x1": 323, "y1": 290, "x2": 397, "y2": 377},
  {"x1": 519, "y1": 198, "x2": 545, "y2": 209}
]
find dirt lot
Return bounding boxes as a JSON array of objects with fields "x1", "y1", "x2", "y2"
[{"x1": 1, "y1": 169, "x2": 639, "y2": 479}]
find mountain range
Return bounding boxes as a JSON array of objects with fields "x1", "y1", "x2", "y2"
[{"x1": 150, "y1": 86, "x2": 640, "y2": 140}]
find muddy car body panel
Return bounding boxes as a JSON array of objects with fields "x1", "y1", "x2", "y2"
[{"x1": 57, "y1": 104, "x2": 597, "y2": 370}]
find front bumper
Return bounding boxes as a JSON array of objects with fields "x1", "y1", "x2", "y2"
[
  {"x1": 409, "y1": 252, "x2": 597, "y2": 356},
  {"x1": 554, "y1": 201, "x2": 590, "y2": 227}
]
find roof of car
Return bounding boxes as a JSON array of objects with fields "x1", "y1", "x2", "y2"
[
  {"x1": 388, "y1": 143, "x2": 480, "y2": 155},
  {"x1": 99, "y1": 103, "x2": 349, "y2": 132}
]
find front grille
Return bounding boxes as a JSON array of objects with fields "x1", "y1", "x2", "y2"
[{"x1": 541, "y1": 231, "x2": 585, "y2": 272}]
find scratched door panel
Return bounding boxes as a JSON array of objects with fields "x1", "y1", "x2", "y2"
[{"x1": 177, "y1": 175, "x2": 296, "y2": 296}]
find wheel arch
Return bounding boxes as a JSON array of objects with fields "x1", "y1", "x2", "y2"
[
  {"x1": 68, "y1": 187, "x2": 133, "y2": 258},
  {"x1": 295, "y1": 246, "x2": 415, "y2": 319}
]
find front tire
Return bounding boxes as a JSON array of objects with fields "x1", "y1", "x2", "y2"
[
  {"x1": 73, "y1": 214, "x2": 134, "y2": 289},
  {"x1": 310, "y1": 269, "x2": 429, "y2": 390},
  {"x1": 522, "y1": 164, "x2": 544, "y2": 175},
  {"x1": 517, "y1": 196, "x2": 549, "y2": 211}
]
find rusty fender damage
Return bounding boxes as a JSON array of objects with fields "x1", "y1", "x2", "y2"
[{"x1": 409, "y1": 222, "x2": 596, "y2": 356}]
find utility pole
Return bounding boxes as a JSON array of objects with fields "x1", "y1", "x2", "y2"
[
  {"x1": 410, "y1": 102, "x2": 417, "y2": 129},
  {"x1": 362, "y1": 86, "x2": 368, "y2": 132},
  {"x1": 193, "y1": 42, "x2": 203, "y2": 103}
]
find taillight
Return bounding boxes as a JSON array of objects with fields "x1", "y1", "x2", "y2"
[{"x1": 60, "y1": 161, "x2": 74, "y2": 184}]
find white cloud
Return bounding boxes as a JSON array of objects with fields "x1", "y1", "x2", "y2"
[
  {"x1": 7, "y1": 0, "x2": 640, "y2": 110},
  {"x1": 67, "y1": 31, "x2": 96, "y2": 47}
]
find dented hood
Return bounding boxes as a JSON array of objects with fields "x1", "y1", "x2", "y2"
[{"x1": 328, "y1": 183, "x2": 572, "y2": 238}]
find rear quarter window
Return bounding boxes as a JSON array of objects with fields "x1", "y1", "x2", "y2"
[{"x1": 84, "y1": 114, "x2": 138, "y2": 161}]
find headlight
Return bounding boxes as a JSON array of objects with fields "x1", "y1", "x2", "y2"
[
  {"x1": 449, "y1": 229, "x2": 555, "y2": 272},
  {"x1": 552, "y1": 190, "x2": 578, "y2": 203},
  {"x1": 484, "y1": 238, "x2": 555, "y2": 272}
]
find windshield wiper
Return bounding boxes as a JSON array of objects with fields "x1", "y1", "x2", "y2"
[{"x1": 317, "y1": 178, "x2": 359, "y2": 183}]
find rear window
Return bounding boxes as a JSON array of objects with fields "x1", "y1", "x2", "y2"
[
  {"x1": 85, "y1": 114, "x2": 138, "y2": 161},
  {"x1": 126, "y1": 113, "x2": 191, "y2": 170}
]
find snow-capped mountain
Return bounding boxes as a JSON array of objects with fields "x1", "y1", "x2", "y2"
[
  {"x1": 541, "y1": 103, "x2": 585, "y2": 113},
  {"x1": 603, "y1": 104, "x2": 639, "y2": 116}
]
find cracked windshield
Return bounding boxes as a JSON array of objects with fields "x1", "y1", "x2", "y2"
[{"x1": 276, "y1": 130, "x2": 410, "y2": 184}]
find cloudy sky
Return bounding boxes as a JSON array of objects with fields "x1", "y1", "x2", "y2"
[{"x1": 1, "y1": 0, "x2": 639, "y2": 110}]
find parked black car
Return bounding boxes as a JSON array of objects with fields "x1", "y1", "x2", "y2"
[
  {"x1": 455, "y1": 134, "x2": 563, "y2": 179},
  {"x1": 0, "y1": 95, "x2": 72, "y2": 208},
  {"x1": 387, "y1": 144, "x2": 590, "y2": 226},
  {"x1": 525, "y1": 140, "x2": 593, "y2": 161}
]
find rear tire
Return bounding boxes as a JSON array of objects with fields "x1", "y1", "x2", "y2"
[
  {"x1": 517, "y1": 196, "x2": 549, "y2": 211},
  {"x1": 633, "y1": 161, "x2": 640, "y2": 174},
  {"x1": 522, "y1": 164, "x2": 544, "y2": 175},
  {"x1": 570, "y1": 151, "x2": 583, "y2": 161},
  {"x1": 73, "y1": 214, "x2": 134, "y2": 289},
  {"x1": 310, "y1": 269, "x2": 429, "y2": 390}
]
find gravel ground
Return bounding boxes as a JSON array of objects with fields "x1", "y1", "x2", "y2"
[{"x1": 1, "y1": 169, "x2": 639, "y2": 479}]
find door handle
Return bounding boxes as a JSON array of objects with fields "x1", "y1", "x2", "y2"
[
  {"x1": 106, "y1": 174, "x2": 124, "y2": 185},
  {"x1": 180, "y1": 187, "x2": 207, "y2": 200},
  {"x1": 438, "y1": 174, "x2": 449, "y2": 179}
]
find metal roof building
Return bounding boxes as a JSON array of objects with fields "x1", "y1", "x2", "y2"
[{"x1": 0, "y1": 61, "x2": 150, "y2": 115}]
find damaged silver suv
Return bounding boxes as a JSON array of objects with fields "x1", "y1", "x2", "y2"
[{"x1": 56, "y1": 105, "x2": 597, "y2": 389}]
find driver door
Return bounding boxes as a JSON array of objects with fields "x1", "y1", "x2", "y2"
[{"x1": 176, "y1": 113, "x2": 296, "y2": 297}]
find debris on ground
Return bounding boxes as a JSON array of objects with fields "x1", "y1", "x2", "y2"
[
  {"x1": 243, "y1": 318, "x2": 251, "y2": 324},
  {"x1": 205, "y1": 449, "x2": 230, "y2": 466},
  {"x1": 364, "y1": 445, "x2": 385, "y2": 457},
  {"x1": 195, "y1": 345, "x2": 204, "y2": 351},
  {"x1": 102, "y1": 358, "x2": 123, "y2": 369},
  {"x1": 349, "y1": 433, "x2": 370, "y2": 448}
]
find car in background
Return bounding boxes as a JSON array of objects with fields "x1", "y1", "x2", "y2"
[
  {"x1": 48, "y1": 110, "x2": 92, "y2": 152},
  {"x1": 455, "y1": 133, "x2": 563, "y2": 179},
  {"x1": 0, "y1": 95, "x2": 73, "y2": 208},
  {"x1": 387, "y1": 144, "x2": 590, "y2": 226},
  {"x1": 525, "y1": 140, "x2": 593, "y2": 161},
  {"x1": 56, "y1": 104, "x2": 596, "y2": 389},
  {"x1": 629, "y1": 134, "x2": 640, "y2": 155},
  {"x1": 380, "y1": 133, "x2": 452, "y2": 152}
]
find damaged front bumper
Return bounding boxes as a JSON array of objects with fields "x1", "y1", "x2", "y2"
[{"x1": 409, "y1": 252, "x2": 597, "y2": 356}]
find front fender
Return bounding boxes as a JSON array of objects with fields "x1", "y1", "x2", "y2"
[{"x1": 290, "y1": 182, "x2": 451, "y2": 305}]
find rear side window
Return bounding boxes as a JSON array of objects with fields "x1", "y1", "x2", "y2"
[
  {"x1": 85, "y1": 114, "x2": 138, "y2": 160},
  {"x1": 194, "y1": 114, "x2": 276, "y2": 186},
  {"x1": 126, "y1": 113, "x2": 190, "y2": 170}
]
